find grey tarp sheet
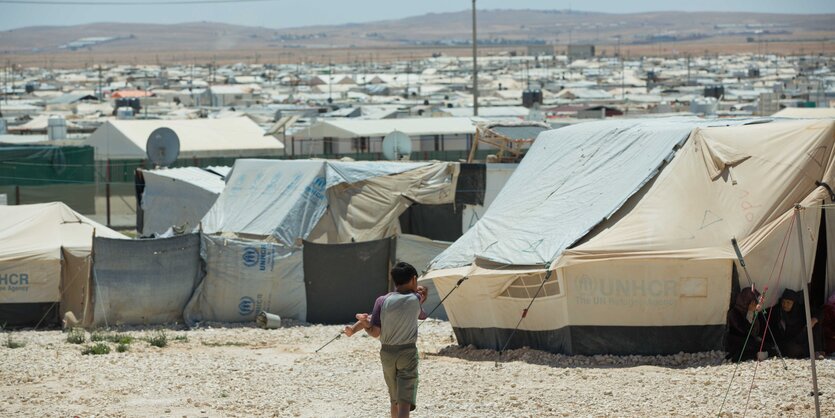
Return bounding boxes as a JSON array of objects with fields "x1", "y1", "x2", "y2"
[
  {"x1": 92, "y1": 234, "x2": 201, "y2": 326},
  {"x1": 183, "y1": 235, "x2": 305, "y2": 325},
  {"x1": 201, "y1": 160, "x2": 429, "y2": 244},
  {"x1": 430, "y1": 118, "x2": 711, "y2": 269},
  {"x1": 303, "y1": 238, "x2": 395, "y2": 324}
]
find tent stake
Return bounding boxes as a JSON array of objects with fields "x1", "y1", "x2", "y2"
[{"x1": 794, "y1": 206, "x2": 821, "y2": 418}]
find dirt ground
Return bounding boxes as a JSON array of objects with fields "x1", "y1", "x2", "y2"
[{"x1": 1, "y1": 320, "x2": 832, "y2": 417}]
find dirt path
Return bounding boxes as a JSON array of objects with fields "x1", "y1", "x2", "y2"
[{"x1": 1, "y1": 321, "x2": 832, "y2": 417}]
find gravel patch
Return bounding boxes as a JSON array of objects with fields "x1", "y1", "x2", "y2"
[{"x1": 1, "y1": 320, "x2": 832, "y2": 417}]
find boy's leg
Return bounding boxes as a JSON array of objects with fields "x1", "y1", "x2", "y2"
[
  {"x1": 394, "y1": 346, "x2": 419, "y2": 414},
  {"x1": 396, "y1": 402, "x2": 411, "y2": 418},
  {"x1": 380, "y1": 347, "x2": 399, "y2": 415}
]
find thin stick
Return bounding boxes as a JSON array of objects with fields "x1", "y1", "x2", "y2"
[{"x1": 314, "y1": 332, "x2": 343, "y2": 353}]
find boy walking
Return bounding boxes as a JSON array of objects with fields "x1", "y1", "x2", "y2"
[{"x1": 353, "y1": 262, "x2": 427, "y2": 418}]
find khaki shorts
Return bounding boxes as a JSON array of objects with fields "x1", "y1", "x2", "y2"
[{"x1": 380, "y1": 343, "x2": 419, "y2": 410}]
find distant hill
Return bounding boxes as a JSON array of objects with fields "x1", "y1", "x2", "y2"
[{"x1": 1, "y1": 9, "x2": 832, "y2": 63}]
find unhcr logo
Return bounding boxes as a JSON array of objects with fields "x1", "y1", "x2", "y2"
[
  {"x1": 242, "y1": 247, "x2": 259, "y2": 267},
  {"x1": 303, "y1": 176, "x2": 327, "y2": 201},
  {"x1": 239, "y1": 296, "x2": 255, "y2": 316}
]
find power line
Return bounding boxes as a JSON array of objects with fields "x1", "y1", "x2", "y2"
[{"x1": 0, "y1": 0, "x2": 279, "y2": 5}]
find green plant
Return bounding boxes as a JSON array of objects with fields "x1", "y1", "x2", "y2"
[
  {"x1": 90, "y1": 330, "x2": 106, "y2": 342},
  {"x1": 116, "y1": 343, "x2": 129, "y2": 353},
  {"x1": 108, "y1": 333, "x2": 133, "y2": 345},
  {"x1": 173, "y1": 334, "x2": 188, "y2": 343},
  {"x1": 66, "y1": 328, "x2": 85, "y2": 344},
  {"x1": 81, "y1": 342, "x2": 110, "y2": 355},
  {"x1": 4, "y1": 334, "x2": 25, "y2": 349},
  {"x1": 146, "y1": 330, "x2": 168, "y2": 348}
]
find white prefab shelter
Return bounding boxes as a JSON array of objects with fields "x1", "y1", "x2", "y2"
[
  {"x1": 424, "y1": 118, "x2": 835, "y2": 355},
  {"x1": 0, "y1": 202, "x2": 126, "y2": 327},
  {"x1": 84, "y1": 117, "x2": 284, "y2": 160},
  {"x1": 773, "y1": 107, "x2": 835, "y2": 119},
  {"x1": 139, "y1": 167, "x2": 228, "y2": 236},
  {"x1": 294, "y1": 117, "x2": 483, "y2": 155}
]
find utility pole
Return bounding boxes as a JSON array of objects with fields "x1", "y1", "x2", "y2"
[
  {"x1": 472, "y1": 0, "x2": 479, "y2": 116},
  {"x1": 97, "y1": 65, "x2": 103, "y2": 101},
  {"x1": 328, "y1": 60, "x2": 333, "y2": 103},
  {"x1": 686, "y1": 54, "x2": 691, "y2": 86}
]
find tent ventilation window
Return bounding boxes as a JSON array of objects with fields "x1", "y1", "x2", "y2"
[{"x1": 498, "y1": 273, "x2": 561, "y2": 299}]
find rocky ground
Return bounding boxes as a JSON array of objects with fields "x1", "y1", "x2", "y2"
[{"x1": 1, "y1": 320, "x2": 832, "y2": 417}]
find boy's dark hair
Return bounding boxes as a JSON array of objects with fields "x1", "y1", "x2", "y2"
[{"x1": 391, "y1": 262, "x2": 418, "y2": 286}]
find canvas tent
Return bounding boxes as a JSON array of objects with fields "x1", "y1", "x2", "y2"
[
  {"x1": 137, "y1": 167, "x2": 228, "y2": 236},
  {"x1": 187, "y1": 159, "x2": 459, "y2": 324},
  {"x1": 0, "y1": 202, "x2": 126, "y2": 327},
  {"x1": 424, "y1": 118, "x2": 835, "y2": 355},
  {"x1": 84, "y1": 117, "x2": 284, "y2": 160}
]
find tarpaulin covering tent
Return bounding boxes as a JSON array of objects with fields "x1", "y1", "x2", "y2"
[
  {"x1": 424, "y1": 118, "x2": 835, "y2": 355},
  {"x1": 190, "y1": 159, "x2": 459, "y2": 324},
  {"x1": 91, "y1": 234, "x2": 202, "y2": 326},
  {"x1": 202, "y1": 159, "x2": 458, "y2": 244},
  {"x1": 183, "y1": 235, "x2": 304, "y2": 325},
  {"x1": 138, "y1": 167, "x2": 228, "y2": 236},
  {"x1": 0, "y1": 202, "x2": 125, "y2": 327}
]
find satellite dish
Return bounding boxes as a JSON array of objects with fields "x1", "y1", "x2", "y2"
[
  {"x1": 146, "y1": 127, "x2": 180, "y2": 167},
  {"x1": 381, "y1": 131, "x2": 412, "y2": 161}
]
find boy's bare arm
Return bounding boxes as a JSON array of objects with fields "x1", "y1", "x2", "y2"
[{"x1": 364, "y1": 325, "x2": 381, "y2": 338}]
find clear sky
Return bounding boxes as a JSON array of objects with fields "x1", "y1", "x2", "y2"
[{"x1": 1, "y1": 0, "x2": 833, "y2": 31}]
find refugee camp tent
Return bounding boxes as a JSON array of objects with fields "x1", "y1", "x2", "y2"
[
  {"x1": 0, "y1": 202, "x2": 126, "y2": 327},
  {"x1": 84, "y1": 117, "x2": 284, "y2": 160},
  {"x1": 424, "y1": 118, "x2": 835, "y2": 355},
  {"x1": 187, "y1": 159, "x2": 459, "y2": 324},
  {"x1": 137, "y1": 167, "x2": 228, "y2": 236}
]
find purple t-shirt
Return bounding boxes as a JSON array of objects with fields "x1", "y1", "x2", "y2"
[{"x1": 370, "y1": 291, "x2": 428, "y2": 345}]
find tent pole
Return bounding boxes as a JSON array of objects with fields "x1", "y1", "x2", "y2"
[{"x1": 794, "y1": 206, "x2": 821, "y2": 418}]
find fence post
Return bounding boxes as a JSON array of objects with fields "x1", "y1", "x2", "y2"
[{"x1": 15, "y1": 185, "x2": 20, "y2": 205}]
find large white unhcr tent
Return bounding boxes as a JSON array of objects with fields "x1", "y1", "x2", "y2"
[
  {"x1": 423, "y1": 118, "x2": 835, "y2": 355},
  {"x1": 0, "y1": 202, "x2": 126, "y2": 327}
]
